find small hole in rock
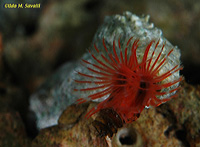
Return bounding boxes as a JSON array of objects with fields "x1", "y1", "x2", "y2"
[
  {"x1": 119, "y1": 134, "x2": 134, "y2": 145},
  {"x1": 175, "y1": 129, "x2": 190, "y2": 147},
  {"x1": 117, "y1": 128, "x2": 137, "y2": 145}
]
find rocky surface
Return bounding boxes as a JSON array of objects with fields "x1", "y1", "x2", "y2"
[
  {"x1": 0, "y1": 111, "x2": 30, "y2": 147},
  {"x1": 157, "y1": 82, "x2": 200, "y2": 146},
  {"x1": 31, "y1": 81, "x2": 200, "y2": 146},
  {"x1": 32, "y1": 103, "x2": 108, "y2": 147}
]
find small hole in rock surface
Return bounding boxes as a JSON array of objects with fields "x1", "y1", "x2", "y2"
[
  {"x1": 119, "y1": 134, "x2": 134, "y2": 145},
  {"x1": 118, "y1": 128, "x2": 137, "y2": 145}
]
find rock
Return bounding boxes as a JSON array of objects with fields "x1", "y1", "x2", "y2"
[
  {"x1": 156, "y1": 82, "x2": 200, "y2": 146},
  {"x1": 32, "y1": 103, "x2": 108, "y2": 147},
  {"x1": 32, "y1": 80, "x2": 200, "y2": 147},
  {"x1": 30, "y1": 83, "x2": 200, "y2": 146},
  {"x1": 112, "y1": 108, "x2": 181, "y2": 146},
  {"x1": 0, "y1": 111, "x2": 30, "y2": 147}
]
